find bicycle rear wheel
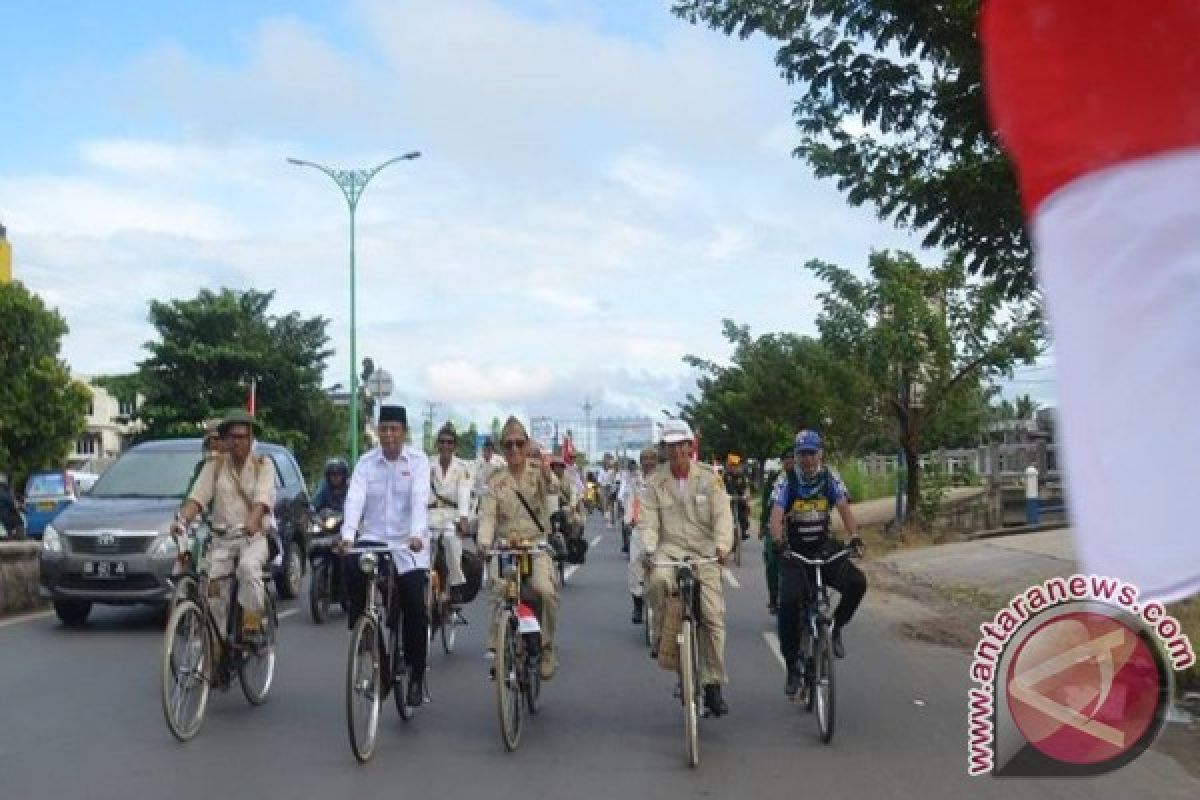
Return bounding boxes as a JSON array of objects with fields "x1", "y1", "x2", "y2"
[
  {"x1": 440, "y1": 600, "x2": 458, "y2": 654},
  {"x1": 309, "y1": 561, "x2": 331, "y2": 623},
  {"x1": 524, "y1": 636, "x2": 541, "y2": 715},
  {"x1": 161, "y1": 599, "x2": 211, "y2": 742},
  {"x1": 643, "y1": 601, "x2": 654, "y2": 648},
  {"x1": 346, "y1": 614, "x2": 382, "y2": 763},
  {"x1": 393, "y1": 622, "x2": 414, "y2": 721},
  {"x1": 814, "y1": 624, "x2": 836, "y2": 744},
  {"x1": 496, "y1": 618, "x2": 522, "y2": 751},
  {"x1": 239, "y1": 593, "x2": 277, "y2": 705},
  {"x1": 680, "y1": 619, "x2": 700, "y2": 768}
]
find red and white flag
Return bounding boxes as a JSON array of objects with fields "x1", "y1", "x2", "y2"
[
  {"x1": 982, "y1": 0, "x2": 1200, "y2": 602},
  {"x1": 245, "y1": 379, "x2": 257, "y2": 416}
]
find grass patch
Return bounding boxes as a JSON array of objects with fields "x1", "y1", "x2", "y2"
[{"x1": 833, "y1": 459, "x2": 897, "y2": 503}]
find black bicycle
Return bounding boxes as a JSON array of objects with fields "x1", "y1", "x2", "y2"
[
  {"x1": 344, "y1": 544, "x2": 425, "y2": 763},
  {"x1": 780, "y1": 546, "x2": 853, "y2": 744},
  {"x1": 161, "y1": 523, "x2": 278, "y2": 742},
  {"x1": 652, "y1": 555, "x2": 718, "y2": 767},
  {"x1": 490, "y1": 540, "x2": 553, "y2": 752},
  {"x1": 429, "y1": 524, "x2": 463, "y2": 655}
]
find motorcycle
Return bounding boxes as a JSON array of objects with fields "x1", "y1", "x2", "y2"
[{"x1": 307, "y1": 508, "x2": 347, "y2": 623}]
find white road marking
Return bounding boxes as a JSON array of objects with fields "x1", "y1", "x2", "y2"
[
  {"x1": 278, "y1": 608, "x2": 298, "y2": 620},
  {"x1": 762, "y1": 631, "x2": 787, "y2": 672},
  {"x1": 0, "y1": 609, "x2": 53, "y2": 629},
  {"x1": 564, "y1": 535, "x2": 603, "y2": 584},
  {"x1": 590, "y1": 535, "x2": 602, "y2": 547},
  {"x1": 722, "y1": 568, "x2": 740, "y2": 589}
]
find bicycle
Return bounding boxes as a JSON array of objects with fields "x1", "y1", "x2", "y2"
[
  {"x1": 728, "y1": 498, "x2": 745, "y2": 567},
  {"x1": 344, "y1": 543, "x2": 428, "y2": 763},
  {"x1": 161, "y1": 523, "x2": 279, "y2": 742},
  {"x1": 651, "y1": 555, "x2": 718, "y2": 768},
  {"x1": 489, "y1": 539, "x2": 553, "y2": 752},
  {"x1": 429, "y1": 524, "x2": 463, "y2": 655},
  {"x1": 780, "y1": 546, "x2": 854, "y2": 744}
]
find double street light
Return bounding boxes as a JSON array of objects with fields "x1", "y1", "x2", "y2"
[{"x1": 287, "y1": 152, "x2": 421, "y2": 463}]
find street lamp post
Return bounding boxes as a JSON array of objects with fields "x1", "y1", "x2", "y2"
[{"x1": 288, "y1": 152, "x2": 420, "y2": 463}]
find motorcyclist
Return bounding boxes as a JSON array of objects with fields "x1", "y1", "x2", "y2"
[{"x1": 313, "y1": 457, "x2": 350, "y2": 513}]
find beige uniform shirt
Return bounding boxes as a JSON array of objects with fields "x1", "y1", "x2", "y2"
[
  {"x1": 188, "y1": 452, "x2": 277, "y2": 530},
  {"x1": 477, "y1": 461, "x2": 569, "y2": 549},
  {"x1": 637, "y1": 462, "x2": 734, "y2": 560}
]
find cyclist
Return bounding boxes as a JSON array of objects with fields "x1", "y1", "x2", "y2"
[
  {"x1": 640, "y1": 420, "x2": 734, "y2": 716},
  {"x1": 768, "y1": 430, "x2": 866, "y2": 697},
  {"x1": 174, "y1": 409, "x2": 276, "y2": 642},
  {"x1": 336, "y1": 405, "x2": 432, "y2": 708},
  {"x1": 312, "y1": 457, "x2": 350, "y2": 513},
  {"x1": 430, "y1": 423, "x2": 472, "y2": 600},
  {"x1": 723, "y1": 454, "x2": 750, "y2": 542},
  {"x1": 625, "y1": 446, "x2": 658, "y2": 625},
  {"x1": 477, "y1": 417, "x2": 571, "y2": 680},
  {"x1": 759, "y1": 446, "x2": 795, "y2": 615}
]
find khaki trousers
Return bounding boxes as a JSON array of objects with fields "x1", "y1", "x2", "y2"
[
  {"x1": 488, "y1": 551, "x2": 559, "y2": 652},
  {"x1": 209, "y1": 533, "x2": 268, "y2": 635}
]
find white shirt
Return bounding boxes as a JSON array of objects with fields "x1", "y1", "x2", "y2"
[
  {"x1": 430, "y1": 455, "x2": 472, "y2": 530},
  {"x1": 341, "y1": 445, "x2": 431, "y2": 574}
]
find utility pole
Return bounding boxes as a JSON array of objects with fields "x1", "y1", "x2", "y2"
[
  {"x1": 423, "y1": 401, "x2": 440, "y2": 453},
  {"x1": 581, "y1": 398, "x2": 595, "y2": 460}
]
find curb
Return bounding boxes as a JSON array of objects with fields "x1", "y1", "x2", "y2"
[{"x1": 963, "y1": 522, "x2": 1069, "y2": 541}]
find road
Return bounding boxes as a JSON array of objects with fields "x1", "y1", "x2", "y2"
[{"x1": 1, "y1": 513, "x2": 1196, "y2": 800}]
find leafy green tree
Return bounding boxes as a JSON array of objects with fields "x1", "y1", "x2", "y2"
[
  {"x1": 673, "y1": 0, "x2": 1032, "y2": 299},
  {"x1": 808, "y1": 250, "x2": 1042, "y2": 518},
  {"x1": 132, "y1": 288, "x2": 341, "y2": 480},
  {"x1": 0, "y1": 282, "x2": 91, "y2": 490},
  {"x1": 456, "y1": 422, "x2": 479, "y2": 460},
  {"x1": 680, "y1": 320, "x2": 842, "y2": 462}
]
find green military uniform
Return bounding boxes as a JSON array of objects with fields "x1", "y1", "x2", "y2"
[
  {"x1": 639, "y1": 461, "x2": 734, "y2": 685},
  {"x1": 760, "y1": 470, "x2": 783, "y2": 609},
  {"x1": 477, "y1": 461, "x2": 570, "y2": 666}
]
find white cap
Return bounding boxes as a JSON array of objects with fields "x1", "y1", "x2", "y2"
[{"x1": 660, "y1": 419, "x2": 695, "y2": 444}]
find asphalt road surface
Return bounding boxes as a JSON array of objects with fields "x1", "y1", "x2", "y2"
[{"x1": 2, "y1": 513, "x2": 1196, "y2": 800}]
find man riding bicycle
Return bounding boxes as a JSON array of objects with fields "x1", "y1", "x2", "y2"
[
  {"x1": 768, "y1": 430, "x2": 866, "y2": 697},
  {"x1": 430, "y1": 423, "x2": 472, "y2": 601},
  {"x1": 336, "y1": 405, "x2": 432, "y2": 709},
  {"x1": 625, "y1": 447, "x2": 658, "y2": 625},
  {"x1": 759, "y1": 446, "x2": 795, "y2": 615},
  {"x1": 640, "y1": 420, "x2": 734, "y2": 717},
  {"x1": 174, "y1": 409, "x2": 276, "y2": 642},
  {"x1": 723, "y1": 454, "x2": 750, "y2": 542},
  {"x1": 477, "y1": 417, "x2": 571, "y2": 680}
]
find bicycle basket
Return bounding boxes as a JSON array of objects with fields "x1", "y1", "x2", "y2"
[{"x1": 656, "y1": 595, "x2": 684, "y2": 672}]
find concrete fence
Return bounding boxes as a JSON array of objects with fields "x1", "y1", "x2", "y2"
[{"x1": 0, "y1": 542, "x2": 42, "y2": 616}]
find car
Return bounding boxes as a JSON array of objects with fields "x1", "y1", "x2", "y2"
[
  {"x1": 39, "y1": 438, "x2": 313, "y2": 626},
  {"x1": 22, "y1": 470, "x2": 79, "y2": 538}
]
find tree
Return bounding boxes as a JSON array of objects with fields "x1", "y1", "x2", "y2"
[
  {"x1": 456, "y1": 423, "x2": 479, "y2": 460},
  {"x1": 808, "y1": 250, "x2": 1042, "y2": 519},
  {"x1": 680, "y1": 320, "x2": 845, "y2": 462},
  {"x1": 0, "y1": 282, "x2": 91, "y2": 490},
  {"x1": 1014, "y1": 393, "x2": 1039, "y2": 421},
  {"x1": 132, "y1": 288, "x2": 340, "y2": 480},
  {"x1": 673, "y1": 1, "x2": 1033, "y2": 299}
]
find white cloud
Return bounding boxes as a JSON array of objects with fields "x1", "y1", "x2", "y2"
[{"x1": 425, "y1": 360, "x2": 555, "y2": 402}]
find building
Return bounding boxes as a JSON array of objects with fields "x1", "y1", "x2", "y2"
[
  {"x1": 595, "y1": 416, "x2": 655, "y2": 459},
  {"x1": 1, "y1": 222, "x2": 12, "y2": 283},
  {"x1": 68, "y1": 378, "x2": 144, "y2": 473}
]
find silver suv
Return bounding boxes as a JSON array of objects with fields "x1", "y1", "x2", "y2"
[{"x1": 39, "y1": 438, "x2": 313, "y2": 626}]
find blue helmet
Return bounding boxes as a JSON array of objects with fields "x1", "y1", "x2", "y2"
[{"x1": 794, "y1": 430, "x2": 822, "y2": 453}]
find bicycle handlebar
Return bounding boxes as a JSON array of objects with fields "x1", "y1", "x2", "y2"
[
  {"x1": 488, "y1": 542, "x2": 555, "y2": 558},
  {"x1": 651, "y1": 556, "x2": 720, "y2": 569},
  {"x1": 779, "y1": 547, "x2": 855, "y2": 567}
]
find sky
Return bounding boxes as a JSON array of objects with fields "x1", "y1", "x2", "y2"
[{"x1": 0, "y1": 0, "x2": 1054, "y2": 438}]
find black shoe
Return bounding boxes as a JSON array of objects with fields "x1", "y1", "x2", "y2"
[
  {"x1": 631, "y1": 597, "x2": 644, "y2": 625},
  {"x1": 703, "y1": 684, "x2": 728, "y2": 717},
  {"x1": 406, "y1": 679, "x2": 424, "y2": 708},
  {"x1": 785, "y1": 663, "x2": 804, "y2": 697},
  {"x1": 832, "y1": 627, "x2": 845, "y2": 659},
  {"x1": 767, "y1": 600, "x2": 778, "y2": 616}
]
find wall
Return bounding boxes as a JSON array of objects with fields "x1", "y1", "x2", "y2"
[{"x1": 0, "y1": 543, "x2": 41, "y2": 615}]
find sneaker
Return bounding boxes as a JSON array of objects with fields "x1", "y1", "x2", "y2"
[
  {"x1": 785, "y1": 663, "x2": 804, "y2": 697},
  {"x1": 703, "y1": 684, "x2": 728, "y2": 717},
  {"x1": 539, "y1": 647, "x2": 557, "y2": 680},
  {"x1": 405, "y1": 679, "x2": 424, "y2": 708},
  {"x1": 832, "y1": 627, "x2": 845, "y2": 659}
]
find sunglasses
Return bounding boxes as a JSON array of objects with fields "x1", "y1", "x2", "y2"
[
  {"x1": 437, "y1": 439, "x2": 455, "y2": 445},
  {"x1": 227, "y1": 433, "x2": 252, "y2": 442},
  {"x1": 502, "y1": 439, "x2": 527, "y2": 450}
]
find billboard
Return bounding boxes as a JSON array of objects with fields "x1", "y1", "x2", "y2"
[{"x1": 529, "y1": 416, "x2": 556, "y2": 453}]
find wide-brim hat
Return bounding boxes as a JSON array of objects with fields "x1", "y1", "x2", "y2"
[
  {"x1": 217, "y1": 409, "x2": 261, "y2": 436},
  {"x1": 661, "y1": 419, "x2": 695, "y2": 444}
]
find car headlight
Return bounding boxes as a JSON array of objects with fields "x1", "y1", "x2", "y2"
[
  {"x1": 359, "y1": 551, "x2": 378, "y2": 575},
  {"x1": 324, "y1": 516, "x2": 342, "y2": 531},
  {"x1": 41, "y1": 525, "x2": 64, "y2": 555},
  {"x1": 148, "y1": 532, "x2": 178, "y2": 558}
]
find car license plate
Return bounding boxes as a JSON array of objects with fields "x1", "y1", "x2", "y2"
[
  {"x1": 37, "y1": 501, "x2": 56, "y2": 512},
  {"x1": 83, "y1": 561, "x2": 127, "y2": 579}
]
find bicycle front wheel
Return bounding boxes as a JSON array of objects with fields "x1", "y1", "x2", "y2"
[
  {"x1": 346, "y1": 614, "x2": 382, "y2": 763},
  {"x1": 643, "y1": 601, "x2": 654, "y2": 648},
  {"x1": 496, "y1": 618, "x2": 522, "y2": 751},
  {"x1": 309, "y1": 561, "x2": 331, "y2": 623},
  {"x1": 161, "y1": 599, "x2": 211, "y2": 742},
  {"x1": 440, "y1": 600, "x2": 458, "y2": 654},
  {"x1": 239, "y1": 594, "x2": 277, "y2": 706},
  {"x1": 814, "y1": 624, "x2": 836, "y2": 744},
  {"x1": 680, "y1": 619, "x2": 700, "y2": 768}
]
